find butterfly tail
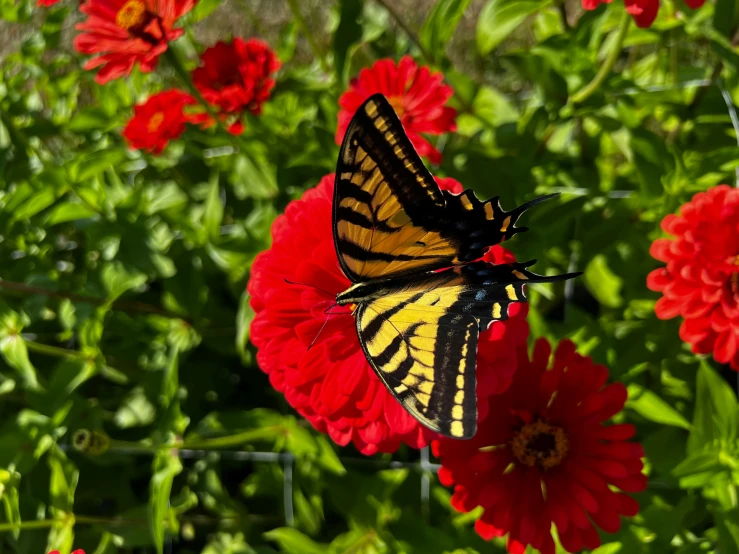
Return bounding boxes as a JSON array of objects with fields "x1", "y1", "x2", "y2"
[{"x1": 502, "y1": 193, "x2": 560, "y2": 241}]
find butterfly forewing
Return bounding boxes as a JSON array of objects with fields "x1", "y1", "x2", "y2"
[{"x1": 334, "y1": 95, "x2": 459, "y2": 282}]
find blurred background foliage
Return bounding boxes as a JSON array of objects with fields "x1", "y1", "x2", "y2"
[{"x1": 0, "y1": 0, "x2": 739, "y2": 552}]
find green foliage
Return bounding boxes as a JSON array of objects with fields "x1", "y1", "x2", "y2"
[{"x1": 1, "y1": 0, "x2": 739, "y2": 553}]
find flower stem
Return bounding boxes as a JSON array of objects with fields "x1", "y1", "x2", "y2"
[
  {"x1": 0, "y1": 279, "x2": 187, "y2": 321},
  {"x1": 570, "y1": 11, "x2": 630, "y2": 105},
  {"x1": 182, "y1": 427, "x2": 285, "y2": 450},
  {"x1": 25, "y1": 340, "x2": 89, "y2": 361},
  {"x1": 285, "y1": 0, "x2": 330, "y2": 73}
]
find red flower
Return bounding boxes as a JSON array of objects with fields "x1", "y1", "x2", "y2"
[
  {"x1": 647, "y1": 185, "x2": 739, "y2": 371},
  {"x1": 247, "y1": 175, "x2": 528, "y2": 455},
  {"x1": 123, "y1": 89, "x2": 203, "y2": 154},
  {"x1": 74, "y1": 0, "x2": 194, "y2": 84},
  {"x1": 48, "y1": 550, "x2": 85, "y2": 554},
  {"x1": 192, "y1": 38, "x2": 280, "y2": 130},
  {"x1": 38, "y1": 0, "x2": 61, "y2": 6},
  {"x1": 336, "y1": 56, "x2": 457, "y2": 165},
  {"x1": 434, "y1": 338, "x2": 646, "y2": 554},
  {"x1": 582, "y1": 0, "x2": 704, "y2": 27}
]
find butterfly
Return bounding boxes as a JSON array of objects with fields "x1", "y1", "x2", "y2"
[{"x1": 332, "y1": 93, "x2": 579, "y2": 439}]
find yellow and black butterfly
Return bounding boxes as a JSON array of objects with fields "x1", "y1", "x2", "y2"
[{"x1": 332, "y1": 93, "x2": 579, "y2": 440}]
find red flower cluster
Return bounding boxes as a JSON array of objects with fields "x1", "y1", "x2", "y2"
[
  {"x1": 336, "y1": 56, "x2": 457, "y2": 164},
  {"x1": 123, "y1": 89, "x2": 206, "y2": 154},
  {"x1": 434, "y1": 338, "x2": 647, "y2": 554},
  {"x1": 74, "y1": 0, "x2": 194, "y2": 84},
  {"x1": 247, "y1": 174, "x2": 528, "y2": 455},
  {"x1": 582, "y1": 0, "x2": 705, "y2": 27},
  {"x1": 648, "y1": 185, "x2": 739, "y2": 370},
  {"x1": 192, "y1": 38, "x2": 281, "y2": 134}
]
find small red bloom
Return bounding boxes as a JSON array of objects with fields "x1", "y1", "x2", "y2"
[
  {"x1": 123, "y1": 89, "x2": 203, "y2": 154},
  {"x1": 74, "y1": 0, "x2": 194, "y2": 84},
  {"x1": 38, "y1": 0, "x2": 61, "y2": 6},
  {"x1": 582, "y1": 0, "x2": 704, "y2": 27},
  {"x1": 647, "y1": 185, "x2": 739, "y2": 370},
  {"x1": 434, "y1": 338, "x2": 646, "y2": 554},
  {"x1": 48, "y1": 550, "x2": 85, "y2": 554},
  {"x1": 336, "y1": 56, "x2": 457, "y2": 165},
  {"x1": 247, "y1": 175, "x2": 528, "y2": 455},
  {"x1": 192, "y1": 38, "x2": 280, "y2": 127}
]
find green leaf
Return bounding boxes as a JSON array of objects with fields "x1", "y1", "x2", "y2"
[
  {"x1": 0, "y1": 307, "x2": 38, "y2": 389},
  {"x1": 203, "y1": 171, "x2": 224, "y2": 241},
  {"x1": 235, "y1": 291, "x2": 255, "y2": 364},
  {"x1": 626, "y1": 384, "x2": 691, "y2": 430},
  {"x1": 333, "y1": 0, "x2": 363, "y2": 82},
  {"x1": 229, "y1": 153, "x2": 278, "y2": 199},
  {"x1": 187, "y1": 0, "x2": 222, "y2": 22},
  {"x1": 160, "y1": 346, "x2": 180, "y2": 409},
  {"x1": 713, "y1": 0, "x2": 739, "y2": 39},
  {"x1": 263, "y1": 528, "x2": 326, "y2": 554},
  {"x1": 673, "y1": 447, "x2": 739, "y2": 488},
  {"x1": 477, "y1": 0, "x2": 550, "y2": 55},
  {"x1": 582, "y1": 254, "x2": 623, "y2": 308},
  {"x1": 149, "y1": 451, "x2": 183, "y2": 554},
  {"x1": 688, "y1": 361, "x2": 739, "y2": 454},
  {"x1": 100, "y1": 261, "x2": 148, "y2": 303},
  {"x1": 114, "y1": 387, "x2": 157, "y2": 428},
  {"x1": 419, "y1": 0, "x2": 472, "y2": 64},
  {"x1": 44, "y1": 201, "x2": 98, "y2": 224}
]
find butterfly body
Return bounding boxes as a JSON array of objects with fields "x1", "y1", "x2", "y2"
[{"x1": 331, "y1": 93, "x2": 579, "y2": 439}]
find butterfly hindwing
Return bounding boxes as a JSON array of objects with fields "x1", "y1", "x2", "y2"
[
  {"x1": 353, "y1": 260, "x2": 570, "y2": 438},
  {"x1": 356, "y1": 298, "x2": 479, "y2": 439},
  {"x1": 334, "y1": 93, "x2": 557, "y2": 283}
]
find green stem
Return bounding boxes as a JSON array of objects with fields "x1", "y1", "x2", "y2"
[
  {"x1": 25, "y1": 341, "x2": 89, "y2": 361},
  {"x1": 0, "y1": 519, "x2": 56, "y2": 532},
  {"x1": 570, "y1": 11, "x2": 630, "y2": 105},
  {"x1": 182, "y1": 427, "x2": 284, "y2": 450},
  {"x1": 0, "y1": 279, "x2": 188, "y2": 321},
  {"x1": 285, "y1": 0, "x2": 330, "y2": 73}
]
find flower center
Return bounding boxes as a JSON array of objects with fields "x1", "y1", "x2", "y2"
[
  {"x1": 511, "y1": 420, "x2": 568, "y2": 470},
  {"x1": 387, "y1": 96, "x2": 406, "y2": 118},
  {"x1": 147, "y1": 111, "x2": 165, "y2": 132},
  {"x1": 116, "y1": 0, "x2": 147, "y2": 30}
]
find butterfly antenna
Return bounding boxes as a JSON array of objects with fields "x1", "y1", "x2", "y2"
[
  {"x1": 308, "y1": 305, "x2": 338, "y2": 351},
  {"x1": 284, "y1": 278, "x2": 336, "y2": 298}
]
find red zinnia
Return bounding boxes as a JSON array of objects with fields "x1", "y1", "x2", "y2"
[
  {"x1": 247, "y1": 174, "x2": 529, "y2": 455},
  {"x1": 336, "y1": 57, "x2": 457, "y2": 165},
  {"x1": 74, "y1": 0, "x2": 194, "y2": 85},
  {"x1": 582, "y1": 0, "x2": 704, "y2": 27},
  {"x1": 122, "y1": 89, "x2": 204, "y2": 154},
  {"x1": 192, "y1": 38, "x2": 280, "y2": 132},
  {"x1": 647, "y1": 184, "x2": 739, "y2": 371},
  {"x1": 435, "y1": 338, "x2": 646, "y2": 554}
]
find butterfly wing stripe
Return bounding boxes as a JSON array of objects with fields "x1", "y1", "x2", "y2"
[{"x1": 361, "y1": 291, "x2": 426, "y2": 344}]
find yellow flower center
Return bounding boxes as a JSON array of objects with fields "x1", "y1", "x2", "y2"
[
  {"x1": 387, "y1": 96, "x2": 406, "y2": 118},
  {"x1": 147, "y1": 111, "x2": 165, "y2": 132},
  {"x1": 511, "y1": 420, "x2": 568, "y2": 470},
  {"x1": 116, "y1": 0, "x2": 147, "y2": 30}
]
